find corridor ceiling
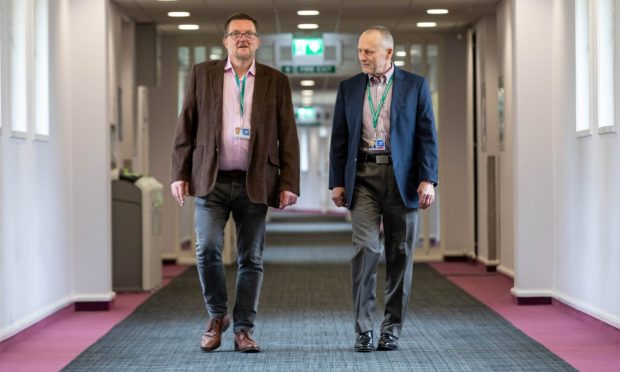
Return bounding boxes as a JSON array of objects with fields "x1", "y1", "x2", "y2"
[{"x1": 112, "y1": 0, "x2": 498, "y2": 36}]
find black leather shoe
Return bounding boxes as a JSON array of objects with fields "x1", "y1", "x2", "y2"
[
  {"x1": 354, "y1": 331, "x2": 374, "y2": 352},
  {"x1": 377, "y1": 333, "x2": 398, "y2": 350}
]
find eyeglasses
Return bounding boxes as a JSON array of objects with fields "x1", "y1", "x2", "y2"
[{"x1": 225, "y1": 31, "x2": 259, "y2": 41}]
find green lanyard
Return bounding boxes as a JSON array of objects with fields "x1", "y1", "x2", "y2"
[
  {"x1": 366, "y1": 75, "x2": 394, "y2": 130},
  {"x1": 234, "y1": 72, "x2": 247, "y2": 118}
]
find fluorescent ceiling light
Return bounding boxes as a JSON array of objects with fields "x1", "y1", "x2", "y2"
[
  {"x1": 300, "y1": 80, "x2": 315, "y2": 87},
  {"x1": 297, "y1": 10, "x2": 320, "y2": 16},
  {"x1": 394, "y1": 61, "x2": 405, "y2": 67},
  {"x1": 427, "y1": 9, "x2": 449, "y2": 15},
  {"x1": 301, "y1": 90, "x2": 314, "y2": 96},
  {"x1": 209, "y1": 54, "x2": 221, "y2": 60},
  {"x1": 178, "y1": 24, "x2": 199, "y2": 30},
  {"x1": 417, "y1": 22, "x2": 437, "y2": 28},
  {"x1": 395, "y1": 51, "x2": 406, "y2": 57},
  {"x1": 302, "y1": 97, "x2": 313, "y2": 105},
  {"x1": 168, "y1": 11, "x2": 190, "y2": 17},
  {"x1": 297, "y1": 24, "x2": 319, "y2": 30}
]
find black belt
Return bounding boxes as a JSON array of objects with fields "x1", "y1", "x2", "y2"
[
  {"x1": 358, "y1": 152, "x2": 392, "y2": 164},
  {"x1": 218, "y1": 169, "x2": 247, "y2": 178}
]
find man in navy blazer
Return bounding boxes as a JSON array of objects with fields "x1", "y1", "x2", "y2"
[{"x1": 329, "y1": 26, "x2": 438, "y2": 352}]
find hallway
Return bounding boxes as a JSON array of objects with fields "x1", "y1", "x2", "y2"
[{"x1": 2, "y1": 0, "x2": 620, "y2": 370}]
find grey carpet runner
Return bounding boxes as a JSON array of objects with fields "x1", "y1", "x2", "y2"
[{"x1": 64, "y1": 246, "x2": 574, "y2": 371}]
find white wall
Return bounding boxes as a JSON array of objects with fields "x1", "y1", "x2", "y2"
[
  {"x1": 510, "y1": 0, "x2": 556, "y2": 296},
  {"x1": 473, "y1": 15, "x2": 500, "y2": 267},
  {"x1": 149, "y1": 35, "x2": 187, "y2": 262},
  {"x1": 502, "y1": 0, "x2": 620, "y2": 328},
  {"x1": 551, "y1": 0, "x2": 620, "y2": 327},
  {"x1": 68, "y1": 0, "x2": 113, "y2": 303},
  {"x1": 496, "y1": 0, "x2": 515, "y2": 277},
  {"x1": 439, "y1": 32, "x2": 472, "y2": 257},
  {"x1": 0, "y1": 0, "x2": 113, "y2": 340},
  {"x1": 0, "y1": 0, "x2": 74, "y2": 340}
]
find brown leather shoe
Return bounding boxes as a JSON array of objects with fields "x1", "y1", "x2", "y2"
[
  {"x1": 200, "y1": 315, "x2": 230, "y2": 352},
  {"x1": 234, "y1": 330, "x2": 260, "y2": 353}
]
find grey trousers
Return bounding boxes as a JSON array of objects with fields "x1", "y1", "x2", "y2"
[
  {"x1": 194, "y1": 172, "x2": 268, "y2": 333},
  {"x1": 350, "y1": 162, "x2": 419, "y2": 338}
]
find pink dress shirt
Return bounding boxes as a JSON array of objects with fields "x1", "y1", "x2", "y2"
[
  {"x1": 219, "y1": 58, "x2": 256, "y2": 171},
  {"x1": 361, "y1": 63, "x2": 394, "y2": 153}
]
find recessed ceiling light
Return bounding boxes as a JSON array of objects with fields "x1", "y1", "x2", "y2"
[
  {"x1": 168, "y1": 11, "x2": 190, "y2": 17},
  {"x1": 297, "y1": 24, "x2": 319, "y2": 30},
  {"x1": 297, "y1": 10, "x2": 320, "y2": 16},
  {"x1": 394, "y1": 61, "x2": 405, "y2": 67},
  {"x1": 427, "y1": 9, "x2": 449, "y2": 15},
  {"x1": 417, "y1": 22, "x2": 437, "y2": 28},
  {"x1": 300, "y1": 80, "x2": 315, "y2": 87},
  {"x1": 301, "y1": 90, "x2": 314, "y2": 96},
  {"x1": 395, "y1": 51, "x2": 406, "y2": 57},
  {"x1": 178, "y1": 24, "x2": 199, "y2": 30}
]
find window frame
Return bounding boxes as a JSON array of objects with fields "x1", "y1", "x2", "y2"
[
  {"x1": 575, "y1": 0, "x2": 593, "y2": 137},
  {"x1": 596, "y1": 0, "x2": 617, "y2": 134}
]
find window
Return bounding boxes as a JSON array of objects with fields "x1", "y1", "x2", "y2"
[
  {"x1": 576, "y1": 0, "x2": 618, "y2": 135},
  {"x1": 597, "y1": 0, "x2": 616, "y2": 133},
  {"x1": 410, "y1": 44, "x2": 423, "y2": 74},
  {"x1": 177, "y1": 45, "x2": 213, "y2": 114},
  {"x1": 34, "y1": 0, "x2": 49, "y2": 137},
  {"x1": 0, "y1": 0, "x2": 6, "y2": 134},
  {"x1": 5, "y1": 0, "x2": 50, "y2": 139},
  {"x1": 177, "y1": 46, "x2": 190, "y2": 114},
  {"x1": 0, "y1": 0, "x2": 49, "y2": 138},
  {"x1": 575, "y1": 0, "x2": 591, "y2": 135},
  {"x1": 193, "y1": 46, "x2": 206, "y2": 64},
  {"x1": 10, "y1": 0, "x2": 29, "y2": 136}
]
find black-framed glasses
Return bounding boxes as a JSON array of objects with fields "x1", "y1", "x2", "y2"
[{"x1": 225, "y1": 31, "x2": 259, "y2": 41}]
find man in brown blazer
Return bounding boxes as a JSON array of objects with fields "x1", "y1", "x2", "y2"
[{"x1": 170, "y1": 13, "x2": 300, "y2": 353}]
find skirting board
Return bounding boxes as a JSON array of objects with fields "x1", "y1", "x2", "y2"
[
  {"x1": 510, "y1": 288, "x2": 553, "y2": 305},
  {"x1": 476, "y1": 256, "x2": 499, "y2": 272},
  {"x1": 73, "y1": 292, "x2": 117, "y2": 311},
  {"x1": 496, "y1": 265, "x2": 514, "y2": 278},
  {"x1": 0, "y1": 295, "x2": 73, "y2": 342},
  {"x1": 177, "y1": 256, "x2": 198, "y2": 265},
  {"x1": 554, "y1": 290, "x2": 620, "y2": 330},
  {"x1": 412, "y1": 252, "x2": 444, "y2": 262}
]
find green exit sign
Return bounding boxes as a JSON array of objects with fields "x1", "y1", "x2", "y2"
[
  {"x1": 281, "y1": 65, "x2": 336, "y2": 74},
  {"x1": 293, "y1": 38, "x2": 324, "y2": 56}
]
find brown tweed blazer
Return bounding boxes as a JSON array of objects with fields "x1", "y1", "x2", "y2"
[{"x1": 170, "y1": 60, "x2": 300, "y2": 208}]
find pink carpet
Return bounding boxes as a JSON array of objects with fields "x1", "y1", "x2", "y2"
[{"x1": 0, "y1": 265, "x2": 189, "y2": 372}]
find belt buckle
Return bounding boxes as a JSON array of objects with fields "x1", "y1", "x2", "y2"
[{"x1": 376, "y1": 155, "x2": 390, "y2": 164}]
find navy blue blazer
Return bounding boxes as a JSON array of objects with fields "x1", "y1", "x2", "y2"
[{"x1": 328, "y1": 67, "x2": 439, "y2": 209}]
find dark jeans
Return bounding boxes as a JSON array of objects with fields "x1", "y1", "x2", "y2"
[
  {"x1": 350, "y1": 162, "x2": 419, "y2": 338},
  {"x1": 194, "y1": 172, "x2": 268, "y2": 333}
]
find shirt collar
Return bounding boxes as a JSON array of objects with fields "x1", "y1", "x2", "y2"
[
  {"x1": 368, "y1": 62, "x2": 394, "y2": 85},
  {"x1": 225, "y1": 58, "x2": 256, "y2": 77}
]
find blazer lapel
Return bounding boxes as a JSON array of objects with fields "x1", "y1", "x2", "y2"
[
  {"x1": 390, "y1": 67, "x2": 406, "y2": 133},
  {"x1": 350, "y1": 74, "x2": 367, "y2": 140},
  {"x1": 212, "y1": 60, "x2": 226, "y2": 140},
  {"x1": 249, "y1": 63, "x2": 268, "y2": 156}
]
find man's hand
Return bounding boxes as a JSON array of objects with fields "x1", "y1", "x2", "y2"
[
  {"x1": 279, "y1": 190, "x2": 298, "y2": 209},
  {"x1": 331, "y1": 187, "x2": 347, "y2": 208},
  {"x1": 417, "y1": 181, "x2": 435, "y2": 209},
  {"x1": 171, "y1": 180, "x2": 190, "y2": 206}
]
